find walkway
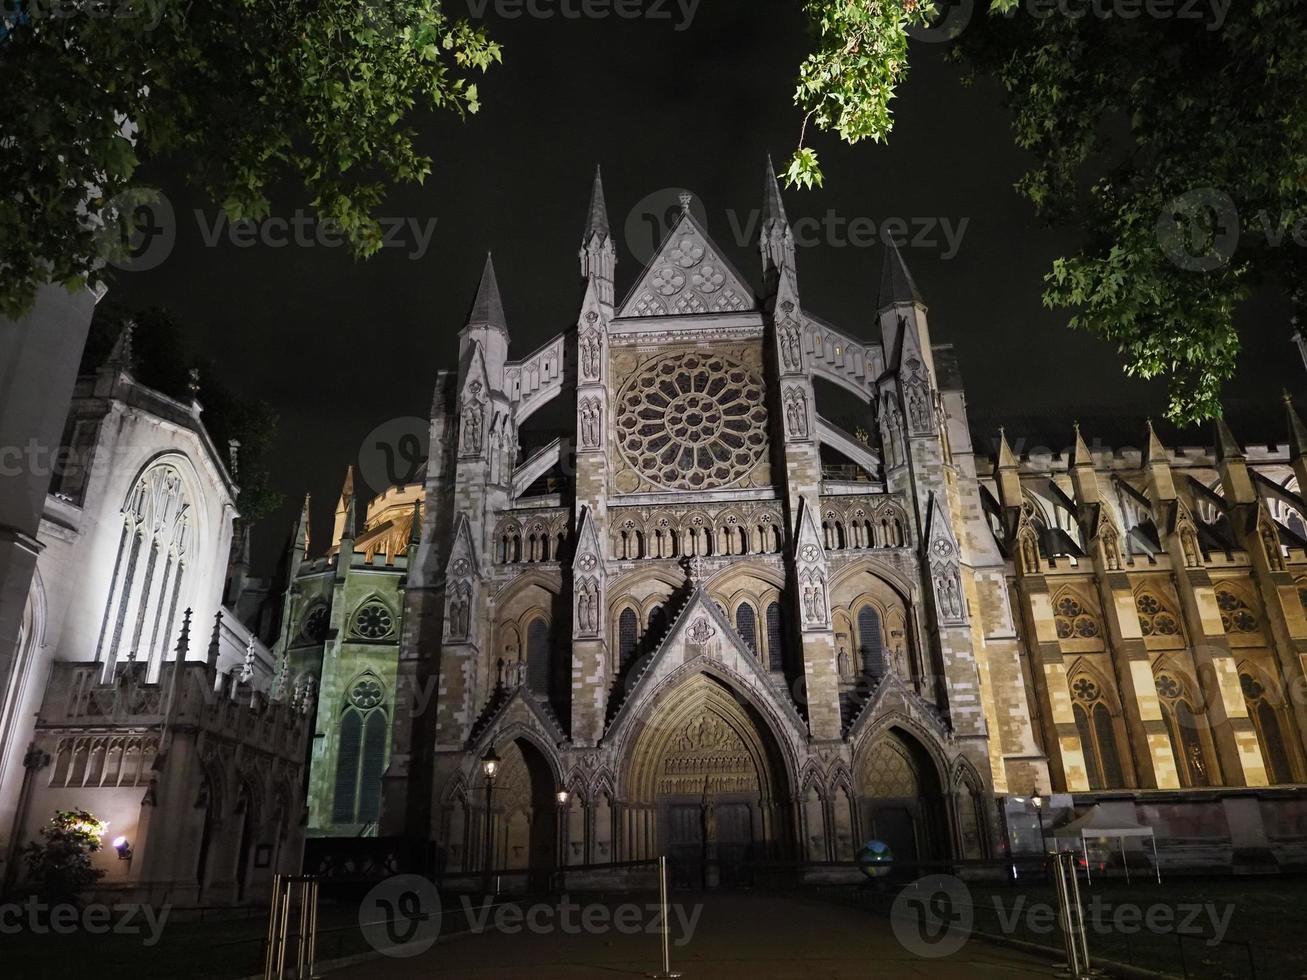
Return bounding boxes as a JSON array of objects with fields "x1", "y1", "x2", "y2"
[{"x1": 331, "y1": 890, "x2": 1054, "y2": 979}]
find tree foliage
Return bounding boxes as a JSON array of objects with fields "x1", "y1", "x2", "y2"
[
  {"x1": 789, "y1": 0, "x2": 1307, "y2": 423},
  {"x1": 21, "y1": 808, "x2": 106, "y2": 902},
  {"x1": 1, "y1": 0, "x2": 500, "y2": 319}
]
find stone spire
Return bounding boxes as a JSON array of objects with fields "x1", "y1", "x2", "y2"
[
  {"x1": 1214, "y1": 414, "x2": 1255, "y2": 504},
  {"x1": 206, "y1": 609, "x2": 222, "y2": 676},
  {"x1": 1070, "y1": 422, "x2": 1100, "y2": 506},
  {"x1": 102, "y1": 319, "x2": 135, "y2": 375},
  {"x1": 1144, "y1": 419, "x2": 1175, "y2": 503},
  {"x1": 879, "y1": 240, "x2": 924, "y2": 311},
  {"x1": 466, "y1": 253, "x2": 508, "y2": 333},
  {"x1": 1215, "y1": 415, "x2": 1244, "y2": 461},
  {"x1": 1285, "y1": 392, "x2": 1307, "y2": 492},
  {"x1": 1145, "y1": 419, "x2": 1168, "y2": 464},
  {"x1": 579, "y1": 166, "x2": 616, "y2": 304},
  {"x1": 583, "y1": 165, "x2": 609, "y2": 245},
  {"x1": 1071, "y1": 421, "x2": 1093, "y2": 468},
  {"x1": 331, "y1": 465, "x2": 358, "y2": 548},
  {"x1": 293, "y1": 492, "x2": 312, "y2": 560},
  {"x1": 165, "y1": 608, "x2": 193, "y2": 722},
  {"x1": 760, "y1": 153, "x2": 795, "y2": 290}
]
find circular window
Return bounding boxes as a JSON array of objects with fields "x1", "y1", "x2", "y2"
[
  {"x1": 300, "y1": 603, "x2": 329, "y2": 643},
  {"x1": 350, "y1": 678, "x2": 384, "y2": 710},
  {"x1": 354, "y1": 602, "x2": 394, "y2": 639},
  {"x1": 615, "y1": 351, "x2": 768, "y2": 491}
]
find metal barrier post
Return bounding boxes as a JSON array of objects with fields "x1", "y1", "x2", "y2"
[
  {"x1": 263, "y1": 875, "x2": 320, "y2": 980},
  {"x1": 307, "y1": 878, "x2": 319, "y2": 979},
  {"x1": 1065, "y1": 851, "x2": 1096, "y2": 975},
  {"x1": 1051, "y1": 852, "x2": 1086, "y2": 980},
  {"x1": 263, "y1": 874, "x2": 285, "y2": 980},
  {"x1": 648, "y1": 855, "x2": 683, "y2": 978}
]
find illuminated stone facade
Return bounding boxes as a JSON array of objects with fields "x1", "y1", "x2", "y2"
[
  {"x1": 0, "y1": 343, "x2": 309, "y2": 901},
  {"x1": 283, "y1": 168, "x2": 1307, "y2": 877}
]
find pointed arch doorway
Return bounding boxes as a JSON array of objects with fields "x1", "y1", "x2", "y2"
[
  {"x1": 855, "y1": 728, "x2": 948, "y2": 869},
  {"x1": 625, "y1": 673, "x2": 792, "y2": 887}
]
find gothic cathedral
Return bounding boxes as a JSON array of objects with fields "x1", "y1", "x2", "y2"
[{"x1": 278, "y1": 165, "x2": 1307, "y2": 878}]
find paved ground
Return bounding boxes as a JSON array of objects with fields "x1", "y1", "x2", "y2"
[{"x1": 332, "y1": 890, "x2": 1055, "y2": 979}]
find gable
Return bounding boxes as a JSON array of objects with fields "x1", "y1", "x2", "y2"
[{"x1": 618, "y1": 212, "x2": 756, "y2": 318}]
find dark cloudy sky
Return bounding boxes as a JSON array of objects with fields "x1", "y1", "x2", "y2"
[{"x1": 106, "y1": 0, "x2": 1299, "y2": 574}]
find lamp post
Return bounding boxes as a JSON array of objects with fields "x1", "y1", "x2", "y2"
[
  {"x1": 481, "y1": 747, "x2": 500, "y2": 897},
  {"x1": 555, "y1": 789, "x2": 570, "y2": 885},
  {"x1": 1032, "y1": 785, "x2": 1049, "y2": 881}
]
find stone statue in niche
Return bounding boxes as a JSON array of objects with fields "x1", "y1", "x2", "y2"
[
  {"x1": 780, "y1": 323, "x2": 802, "y2": 371},
  {"x1": 580, "y1": 399, "x2": 601, "y2": 448},
  {"x1": 784, "y1": 388, "x2": 808, "y2": 437},
  {"x1": 461, "y1": 406, "x2": 482, "y2": 454},
  {"x1": 580, "y1": 330, "x2": 601, "y2": 379}
]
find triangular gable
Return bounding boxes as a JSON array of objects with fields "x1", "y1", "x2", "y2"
[
  {"x1": 444, "y1": 512, "x2": 481, "y2": 580},
  {"x1": 605, "y1": 585, "x2": 804, "y2": 740},
  {"x1": 618, "y1": 210, "x2": 757, "y2": 318},
  {"x1": 572, "y1": 506, "x2": 605, "y2": 572},
  {"x1": 925, "y1": 492, "x2": 967, "y2": 625}
]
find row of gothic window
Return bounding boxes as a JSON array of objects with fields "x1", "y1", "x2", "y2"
[
  {"x1": 497, "y1": 526, "x2": 568, "y2": 564},
  {"x1": 1069, "y1": 667, "x2": 1295, "y2": 789},
  {"x1": 613, "y1": 521, "x2": 783, "y2": 561},
  {"x1": 1052, "y1": 584, "x2": 1268, "y2": 642},
  {"x1": 299, "y1": 600, "x2": 396, "y2": 644},
  {"x1": 821, "y1": 515, "x2": 908, "y2": 551}
]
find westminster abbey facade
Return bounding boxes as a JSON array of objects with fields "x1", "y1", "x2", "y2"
[{"x1": 276, "y1": 165, "x2": 1307, "y2": 878}]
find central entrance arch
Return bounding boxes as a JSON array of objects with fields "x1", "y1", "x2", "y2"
[{"x1": 625, "y1": 673, "x2": 792, "y2": 886}]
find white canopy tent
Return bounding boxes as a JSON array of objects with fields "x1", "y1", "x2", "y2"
[{"x1": 1051, "y1": 804, "x2": 1160, "y2": 884}]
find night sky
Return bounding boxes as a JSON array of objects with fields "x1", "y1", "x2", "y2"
[{"x1": 106, "y1": 0, "x2": 1299, "y2": 574}]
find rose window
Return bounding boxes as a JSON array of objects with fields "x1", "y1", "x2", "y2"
[
  {"x1": 353, "y1": 602, "x2": 394, "y2": 639},
  {"x1": 616, "y1": 351, "x2": 768, "y2": 491},
  {"x1": 301, "y1": 603, "x2": 329, "y2": 643},
  {"x1": 349, "y1": 678, "x2": 384, "y2": 710}
]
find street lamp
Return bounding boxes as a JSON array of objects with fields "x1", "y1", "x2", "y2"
[
  {"x1": 482, "y1": 747, "x2": 500, "y2": 896},
  {"x1": 556, "y1": 789, "x2": 571, "y2": 877},
  {"x1": 1032, "y1": 784, "x2": 1049, "y2": 855}
]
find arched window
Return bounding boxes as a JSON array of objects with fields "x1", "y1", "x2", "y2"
[
  {"x1": 765, "y1": 602, "x2": 784, "y2": 671},
  {"x1": 332, "y1": 676, "x2": 388, "y2": 825},
  {"x1": 735, "y1": 603, "x2": 758, "y2": 656},
  {"x1": 1215, "y1": 585, "x2": 1259, "y2": 634},
  {"x1": 857, "y1": 605, "x2": 884, "y2": 679},
  {"x1": 1155, "y1": 671, "x2": 1210, "y2": 787},
  {"x1": 97, "y1": 462, "x2": 192, "y2": 681},
  {"x1": 1241, "y1": 671, "x2": 1293, "y2": 784},
  {"x1": 1054, "y1": 591, "x2": 1100, "y2": 640},
  {"x1": 1069, "y1": 674, "x2": 1124, "y2": 789},
  {"x1": 618, "y1": 608, "x2": 639, "y2": 668},
  {"x1": 526, "y1": 617, "x2": 550, "y2": 693}
]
